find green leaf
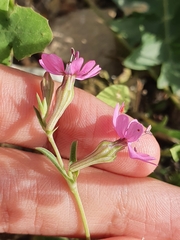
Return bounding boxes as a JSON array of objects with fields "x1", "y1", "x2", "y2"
[
  {"x1": 170, "y1": 145, "x2": 180, "y2": 162},
  {"x1": 124, "y1": 33, "x2": 163, "y2": 70},
  {"x1": 158, "y1": 62, "x2": 180, "y2": 97},
  {"x1": 2, "y1": 54, "x2": 12, "y2": 65},
  {"x1": 33, "y1": 106, "x2": 46, "y2": 129},
  {"x1": 110, "y1": 17, "x2": 141, "y2": 47},
  {"x1": 96, "y1": 84, "x2": 130, "y2": 110},
  {"x1": 0, "y1": 4, "x2": 53, "y2": 64},
  {"x1": 0, "y1": 0, "x2": 9, "y2": 11},
  {"x1": 112, "y1": 0, "x2": 180, "y2": 95},
  {"x1": 10, "y1": 6, "x2": 53, "y2": 60},
  {"x1": 69, "y1": 141, "x2": 79, "y2": 180},
  {"x1": 0, "y1": 11, "x2": 12, "y2": 63},
  {"x1": 36, "y1": 147, "x2": 61, "y2": 171},
  {"x1": 69, "y1": 141, "x2": 78, "y2": 166}
]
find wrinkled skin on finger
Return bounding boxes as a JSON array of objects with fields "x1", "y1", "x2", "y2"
[{"x1": 0, "y1": 148, "x2": 179, "y2": 240}]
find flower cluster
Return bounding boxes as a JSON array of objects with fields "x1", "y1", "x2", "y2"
[
  {"x1": 39, "y1": 48, "x2": 101, "y2": 80},
  {"x1": 39, "y1": 49, "x2": 155, "y2": 164}
]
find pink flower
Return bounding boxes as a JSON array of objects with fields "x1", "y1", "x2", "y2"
[
  {"x1": 39, "y1": 48, "x2": 101, "y2": 80},
  {"x1": 113, "y1": 103, "x2": 156, "y2": 163}
]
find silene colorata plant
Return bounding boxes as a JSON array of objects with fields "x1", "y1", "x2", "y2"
[{"x1": 35, "y1": 48, "x2": 156, "y2": 240}]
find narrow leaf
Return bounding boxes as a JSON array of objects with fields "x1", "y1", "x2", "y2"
[
  {"x1": 36, "y1": 147, "x2": 60, "y2": 170},
  {"x1": 33, "y1": 106, "x2": 46, "y2": 129},
  {"x1": 69, "y1": 141, "x2": 78, "y2": 166}
]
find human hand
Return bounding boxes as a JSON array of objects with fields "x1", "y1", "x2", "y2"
[{"x1": 0, "y1": 65, "x2": 179, "y2": 240}]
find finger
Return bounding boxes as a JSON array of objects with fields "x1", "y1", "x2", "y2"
[
  {"x1": 0, "y1": 65, "x2": 46, "y2": 147},
  {"x1": 0, "y1": 148, "x2": 179, "y2": 240},
  {"x1": 0, "y1": 65, "x2": 160, "y2": 177}
]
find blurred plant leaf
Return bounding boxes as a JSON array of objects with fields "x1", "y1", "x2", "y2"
[
  {"x1": 124, "y1": 33, "x2": 163, "y2": 70},
  {"x1": 157, "y1": 62, "x2": 180, "y2": 96},
  {"x1": 96, "y1": 84, "x2": 130, "y2": 110},
  {"x1": 112, "y1": 0, "x2": 180, "y2": 16},
  {"x1": 0, "y1": 0, "x2": 9, "y2": 11},
  {"x1": 152, "y1": 122, "x2": 180, "y2": 143},
  {"x1": 168, "y1": 172, "x2": 180, "y2": 187},
  {"x1": 112, "y1": 0, "x2": 180, "y2": 96},
  {"x1": 170, "y1": 145, "x2": 180, "y2": 162},
  {"x1": 110, "y1": 17, "x2": 141, "y2": 47}
]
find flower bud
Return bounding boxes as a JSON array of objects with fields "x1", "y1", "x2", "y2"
[
  {"x1": 41, "y1": 72, "x2": 54, "y2": 109},
  {"x1": 46, "y1": 75, "x2": 75, "y2": 133},
  {"x1": 70, "y1": 140, "x2": 125, "y2": 172}
]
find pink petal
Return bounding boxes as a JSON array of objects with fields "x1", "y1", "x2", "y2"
[
  {"x1": 115, "y1": 114, "x2": 129, "y2": 138},
  {"x1": 79, "y1": 65, "x2": 101, "y2": 79},
  {"x1": 113, "y1": 103, "x2": 120, "y2": 127},
  {"x1": 126, "y1": 120, "x2": 144, "y2": 142},
  {"x1": 128, "y1": 144, "x2": 156, "y2": 163},
  {"x1": 68, "y1": 58, "x2": 84, "y2": 75},
  {"x1": 39, "y1": 54, "x2": 65, "y2": 75},
  {"x1": 74, "y1": 51, "x2": 80, "y2": 59},
  {"x1": 71, "y1": 48, "x2": 80, "y2": 59},
  {"x1": 79, "y1": 60, "x2": 96, "y2": 75},
  {"x1": 113, "y1": 103, "x2": 125, "y2": 128}
]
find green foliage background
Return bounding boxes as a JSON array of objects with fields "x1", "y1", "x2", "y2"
[{"x1": 111, "y1": 0, "x2": 180, "y2": 96}]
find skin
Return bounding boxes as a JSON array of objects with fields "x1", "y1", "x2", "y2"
[{"x1": 0, "y1": 64, "x2": 179, "y2": 240}]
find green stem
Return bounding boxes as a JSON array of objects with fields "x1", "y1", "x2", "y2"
[
  {"x1": 48, "y1": 134, "x2": 90, "y2": 238},
  {"x1": 47, "y1": 133, "x2": 90, "y2": 237},
  {"x1": 47, "y1": 133, "x2": 90, "y2": 238},
  {"x1": 48, "y1": 133, "x2": 64, "y2": 168},
  {"x1": 68, "y1": 181, "x2": 91, "y2": 240}
]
